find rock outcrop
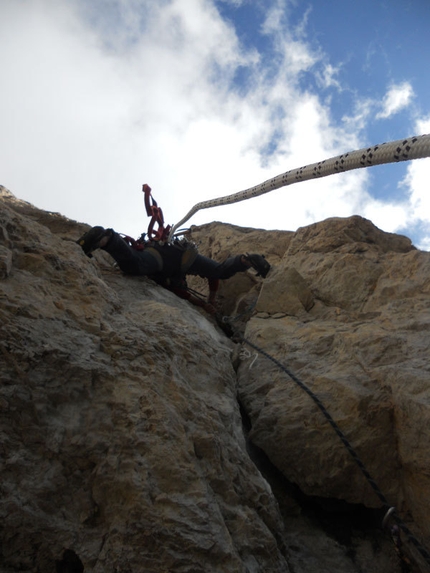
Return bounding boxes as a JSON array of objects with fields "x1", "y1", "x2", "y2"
[
  {"x1": 1, "y1": 186, "x2": 429, "y2": 572},
  {"x1": 189, "y1": 217, "x2": 430, "y2": 571}
]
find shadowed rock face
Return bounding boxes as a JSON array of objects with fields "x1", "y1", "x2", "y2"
[
  {"x1": 0, "y1": 186, "x2": 428, "y2": 573},
  {"x1": 0, "y1": 188, "x2": 289, "y2": 572}
]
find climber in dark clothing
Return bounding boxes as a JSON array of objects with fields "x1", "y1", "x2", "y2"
[{"x1": 77, "y1": 226, "x2": 271, "y2": 307}]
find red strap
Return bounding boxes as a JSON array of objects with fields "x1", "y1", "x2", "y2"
[
  {"x1": 121, "y1": 234, "x2": 145, "y2": 250},
  {"x1": 143, "y1": 184, "x2": 171, "y2": 241}
]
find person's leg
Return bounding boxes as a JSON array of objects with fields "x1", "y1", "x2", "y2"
[
  {"x1": 187, "y1": 253, "x2": 248, "y2": 280},
  {"x1": 187, "y1": 252, "x2": 271, "y2": 280}
]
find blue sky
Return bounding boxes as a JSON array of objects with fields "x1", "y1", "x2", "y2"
[{"x1": 1, "y1": 0, "x2": 430, "y2": 248}]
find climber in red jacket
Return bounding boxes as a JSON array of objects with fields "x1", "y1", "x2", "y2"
[{"x1": 77, "y1": 225, "x2": 270, "y2": 309}]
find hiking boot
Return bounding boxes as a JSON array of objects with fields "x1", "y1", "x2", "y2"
[
  {"x1": 244, "y1": 253, "x2": 271, "y2": 278},
  {"x1": 76, "y1": 226, "x2": 112, "y2": 256}
]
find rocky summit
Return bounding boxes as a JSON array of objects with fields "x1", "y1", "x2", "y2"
[{"x1": 1, "y1": 185, "x2": 429, "y2": 573}]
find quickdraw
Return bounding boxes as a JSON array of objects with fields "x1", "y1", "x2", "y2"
[
  {"x1": 120, "y1": 184, "x2": 172, "y2": 249},
  {"x1": 143, "y1": 183, "x2": 171, "y2": 242},
  {"x1": 120, "y1": 184, "x2": 221, "y2": 308}
]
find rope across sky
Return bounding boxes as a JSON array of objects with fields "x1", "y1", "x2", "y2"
[{"x1": 169, "y1": 133, "x2": 430, "y2": 239}]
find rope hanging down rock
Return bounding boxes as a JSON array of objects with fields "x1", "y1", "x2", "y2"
[
  {"x1": 169, "y1": 133, "x2": 430, "y2": 239},
  {"x1": 224, "y1": 299, "x2": 430, "y2": 567},
  {"x1": 235, "y1": 331, "x2": 430, "y2": 569}
]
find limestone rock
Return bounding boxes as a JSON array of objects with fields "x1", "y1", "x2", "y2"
[
  {"x1": 189, "y1": 216, "x2": 429, "y2": 569},
  {"x1": 256, "y1": 267, "x2": 314, "y2": 315},
  {"x1": 0, "y1": 245, "x2": 12, "y2": 278},
  {"x1": 0, "y1": 186, "x2": 427, "y2": 572},
  {"x1": 187, "y1": 221, "x2": 292, "y2": 317},
  {"x1": 236, "y1": 215, "x2": 430, "y2": 567},
  {"x1": 0, "y1": 188, "x2": 289, "y2": 572}
]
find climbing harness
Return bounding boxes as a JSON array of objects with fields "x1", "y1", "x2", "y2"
[
  {"x1": 169, "y1": 133, "x2": 430, "y2": 239},
  {"x1": 119, "y1": 185, "x2": 222, "y2": 306},
  {"x1": 222, "y1": 314, "x2": 430, "y2": 569},
  {"x1": 127, "y1": 184, "x2": 198, "y2": 257}
]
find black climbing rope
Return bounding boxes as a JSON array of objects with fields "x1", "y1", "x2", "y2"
[{"x1": 225, "y1": 318, "x2": 430, "y2": 569}]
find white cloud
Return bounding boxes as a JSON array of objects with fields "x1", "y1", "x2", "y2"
[
  {"x1": 396, "y1": 116, "x2": 430, "y2": 249},
  {"x1": 343, "y1": 81, "x2": 415, "y2": 135},
  {"x1": 342, "y1": 98, "x2": 375, "y2": 132},
  {"x1": 316, "y1": 63, "x2": 342, "y2": 90},
  {"x1": 262, "y1": 1, "x2": 318, "y2": 78},
  {"x1": 0, "y1": 0, "x2": 424, "y2": 246},
  {"x1": 362, "y1": 199, "x2": 409, "y2": 234},
  {"x1": 417, "y1": 235, "x2": 430, "y2": 251},
  {"x1": 376, "y1": 81, "x2": 414, "y2": 119},
  {"x1": 216, "y1": 0, "x2": 243, "y2": 6}
]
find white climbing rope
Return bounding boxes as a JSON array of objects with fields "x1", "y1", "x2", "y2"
[{"x1": 169, "y1": 133, "x2": 430, "y2": 239}]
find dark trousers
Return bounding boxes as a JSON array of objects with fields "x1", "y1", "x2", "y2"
[
  {"x1": 188, "y1": 254, "x2": 245, "y2": 279},
  {"x1": 103, "y1": 232, "x2": 247, "y2": 280}
]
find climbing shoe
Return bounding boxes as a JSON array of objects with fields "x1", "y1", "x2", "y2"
[
  {"x1": 244, "y1": 253, "x2": 271, "y2": 278},
  {"x1": 76, "y1": 226, "x2": 112, "y2": 256}
]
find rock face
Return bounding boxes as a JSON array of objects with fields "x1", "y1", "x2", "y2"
[
  {"x1": 0, "y1": 189, "x2": 288, "y2": 572},
  {"x1": 237, "y1": 217, "x2": 430, "y2": 520},
  {"x1": 188, "y1": 218, "x2": 430, "y2": 571},
  {"x1": 1, "y1": 186, "x2": 429, "y2": 573}
]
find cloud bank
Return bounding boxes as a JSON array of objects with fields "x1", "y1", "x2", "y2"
[{"x1": 0, "y1": 0, "x2": 429, "y2": 248}]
